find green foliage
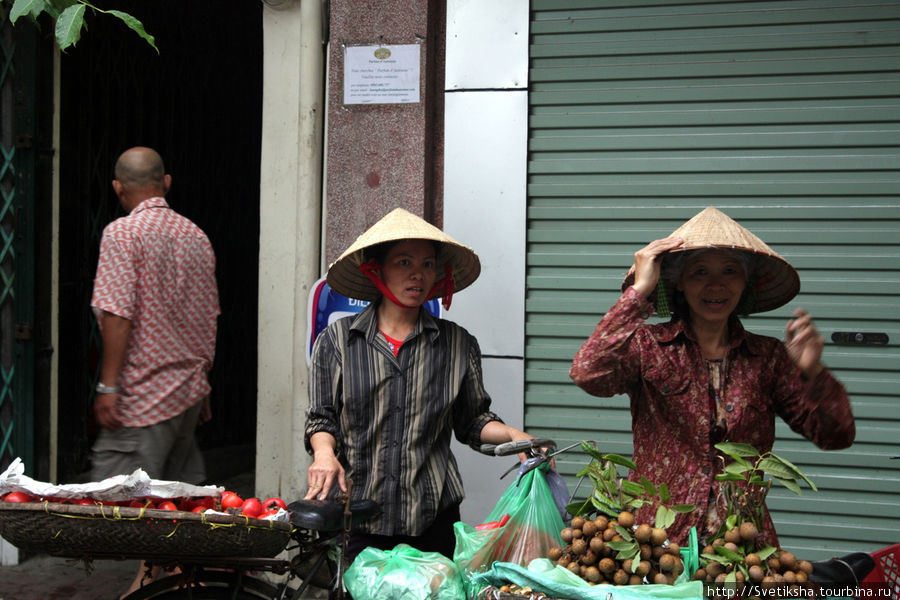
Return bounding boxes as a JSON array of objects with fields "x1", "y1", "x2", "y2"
[
  {"x1": 714, "y1": 442, "x2": 816, "y2": 493},
  {"x1": 5, "y1": 0, "x2": 157, "y2": 52},
  {"x1": 705, "y1": 442, "x2": 817, "y2": 547},
  {"x1": 568, "y1": 441, "x2": 695, "y2": 530}
]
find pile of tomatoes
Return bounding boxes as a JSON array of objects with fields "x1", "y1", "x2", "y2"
[{"x1": 1, "y1": 490, "x2": 287, "y2": 519}]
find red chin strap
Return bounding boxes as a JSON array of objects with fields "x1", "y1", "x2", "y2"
[{"x1": 358, "y1": 260, "x2": 455, "y2": 311}]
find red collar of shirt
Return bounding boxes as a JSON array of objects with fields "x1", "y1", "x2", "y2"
[{"x1": 649, "y1": 315, "x2": 768, "y2": 356}]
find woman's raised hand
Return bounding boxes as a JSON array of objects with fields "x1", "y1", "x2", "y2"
[
  {"x1": 785, "y1": 308, "x2": 825, "y2": 380},
  {"x1": 631, "y1": 237, "x2": 684, "y2": 298}
]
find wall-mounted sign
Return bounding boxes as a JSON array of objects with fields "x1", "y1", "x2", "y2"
[{"x1": 344, "y1": 44, "x2": 420, "y2": 105}]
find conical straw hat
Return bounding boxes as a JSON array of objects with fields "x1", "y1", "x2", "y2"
[
  {"x1": 326, "y1": 208, "x2": 481, "y2": 302},
  {"x1": 622, "y1": 206, "x2": 800, "y2": 314}
]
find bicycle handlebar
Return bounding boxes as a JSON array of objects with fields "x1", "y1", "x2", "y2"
[{"x1": 479, "y1": 438, "x2": 556, "y2": 457}]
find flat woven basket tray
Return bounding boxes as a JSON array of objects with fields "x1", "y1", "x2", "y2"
[{"x1": 0, "y1": 502, "x2": 293, "y2": 560}]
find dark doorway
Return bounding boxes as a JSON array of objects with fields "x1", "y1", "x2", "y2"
[{"x1": 57, "y1": 1, "x2": 262, "y2": 484}]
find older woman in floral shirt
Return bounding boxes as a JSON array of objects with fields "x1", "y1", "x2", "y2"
[{"x1": 569, "y1": 207, "x2": 855, "y2": 548}]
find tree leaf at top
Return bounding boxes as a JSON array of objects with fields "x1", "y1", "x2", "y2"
[
  {"x1": 107, "y1": 10, "x2": 157, "y2": 53},
  {"x1": 54, "y1": 3, "x2": 84, "y2": 51},
  {"x1": 9, "y1": 0, "x2": 46, "y2": 22}
]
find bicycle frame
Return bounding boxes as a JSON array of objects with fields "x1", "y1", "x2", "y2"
[{"x1": 122, "y1": 495, "x2": 380, "y2": 600}]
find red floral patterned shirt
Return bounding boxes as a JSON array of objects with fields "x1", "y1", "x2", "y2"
[
  {"x1": 91, "y1": 197, "x2": 219, "y2": 427},
  {"x1": 570, "y1": 286, "x2": 854, "y2": 547}
]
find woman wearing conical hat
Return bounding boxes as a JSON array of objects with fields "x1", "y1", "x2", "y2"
[
  {"x1": 570, "y1": 207, "x2": 855, "y2": 548},
  {"x1": 304, "y1": 208, "x2": 535, "y2": 559}
]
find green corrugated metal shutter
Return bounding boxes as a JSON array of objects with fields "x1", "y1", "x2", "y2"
[{"x1": 526, "y1": 0, "x2": 900, "y2": 560}]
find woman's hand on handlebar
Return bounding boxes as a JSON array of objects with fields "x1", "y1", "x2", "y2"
[
  {"x1": 479, "y1": 422, "x2": 553, "y2": 466},
  {"x1": 305, "y1": 432, "x2": 347, "y2": 501}
]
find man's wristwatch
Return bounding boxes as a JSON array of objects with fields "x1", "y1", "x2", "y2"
[{"x1": 95, "y1": 382, "x2": 120, "y2": 395}]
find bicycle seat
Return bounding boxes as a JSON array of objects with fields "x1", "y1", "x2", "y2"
[
  {"x1": 287, "y1": 499, "x2": 381, "y2": 532},
  {"x1": 810, "y1": 552, "x2": 875, "y2": 588}
]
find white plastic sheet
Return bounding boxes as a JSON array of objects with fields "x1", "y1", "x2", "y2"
[{"x1": 0, "y1": 457, "x2": 223, "y2": 502}]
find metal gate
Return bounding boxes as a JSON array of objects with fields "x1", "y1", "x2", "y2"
[{"x1": 0, "y1": 6, "x2": 38, "y2": 475}]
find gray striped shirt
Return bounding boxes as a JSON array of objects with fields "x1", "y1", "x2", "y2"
[{"x1": 305, "y1": 303, "x2": 502, "y2": 536}]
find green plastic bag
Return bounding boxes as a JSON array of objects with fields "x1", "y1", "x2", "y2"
[
  {"x1": 470, "y1": 558, "x2": 705, "y2": 600},
  {"x1": 454, "y1": 467, "x2": 565, "y2": 579},
  {"x1": 344, "y1": 543, "x2": 466, "y2": 600}
]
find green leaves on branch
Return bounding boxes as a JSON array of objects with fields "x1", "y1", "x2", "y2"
[
  {"x1": 707, "y1": 443, "x2": 817, "y2": 545},
  {"x1": 566, "y1": 441, "x2": 694, "y2": 529},
  {"x1": 6, "y1": 0, "x2": 157, "y2": 52},
  {"x1": 713, "y1": 443, "x2": 817, "y2": 495}
]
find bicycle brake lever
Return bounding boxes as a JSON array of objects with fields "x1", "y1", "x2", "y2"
[{"x1": 499, "y1": 461, "x2": 520, "y2": 480}]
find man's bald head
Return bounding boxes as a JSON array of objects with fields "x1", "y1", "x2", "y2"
[
  {"x1": 114, "y1": 147, "x2": 166, "y2": 190},
  {"x1": 112, "y1": 147, "x2": 171, "y2": 210}
]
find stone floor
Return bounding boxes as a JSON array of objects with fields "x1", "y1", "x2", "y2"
[{"x1": 0, "y1": 553, "x2": 137, "y2": 600}]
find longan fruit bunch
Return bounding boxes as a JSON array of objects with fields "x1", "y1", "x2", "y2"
[
  {"x1": 693, "y1": 523, "x2": 815, "y2": 598},
  {"x1": 546, "y1": 511, "x2": 684, "y2": 586}
]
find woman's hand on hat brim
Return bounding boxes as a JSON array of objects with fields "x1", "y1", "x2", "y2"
[{"x1": 632, "y1": 237, "x2": 684, "y2": 298}]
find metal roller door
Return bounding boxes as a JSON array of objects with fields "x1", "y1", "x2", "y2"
[{"x1": 526, "y1": 0, "x2": 900, "y2": 559}]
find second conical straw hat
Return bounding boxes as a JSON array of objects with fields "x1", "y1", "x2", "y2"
[
  {"x1": 326, "y1": 208, "x2": 481, "y2": 302},
  {"x1": 623, "y1": 206, "x2": 800, "y2": 314}
]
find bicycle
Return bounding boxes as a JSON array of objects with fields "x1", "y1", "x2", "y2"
[
  {"x1": 117, "y1": 437, "x2": 564, "y2": 600},
  {"x1": 120, "y1": 492, "x2": 381, "y2": 600},
  {"x1": 1, "y1": 440, "x2": 561, "y2": 599}
]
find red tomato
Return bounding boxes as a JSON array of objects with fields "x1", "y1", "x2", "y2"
[
  {"x1": 191, "y1": 505, "x2": 208, "y2": 513},
  {"x1": 157, "y1": 500, "x2": 178, "y2": 511},
  {"x1": 193, "y1": 496, "x2": 215, "y2": 510},
  {"x1": 220, "y1": 491, "x2": 243, "y2": 510},
  {"x1": 241, "y1": 497, "x2": 262, "y2": 518},
  {"x1": 256, "y1": 509, "x2": 279, "y2": 519},
  {"x1": 41, "y1": 496, "x2": 69, "y2": 504},
  {"x1": 3, "y1": 491, "x2": 35, "y2": 503},
  {"x1": 262, "y1": 497, "x2": 287, "y2": 511}
]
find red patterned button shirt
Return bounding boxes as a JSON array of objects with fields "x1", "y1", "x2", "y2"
[
  {"x1": 569, "y1": 286, "x2": 855, "y2": 547},
  {"x1": 91, "y1": 197, "x2": 219, "y2": 427}
]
